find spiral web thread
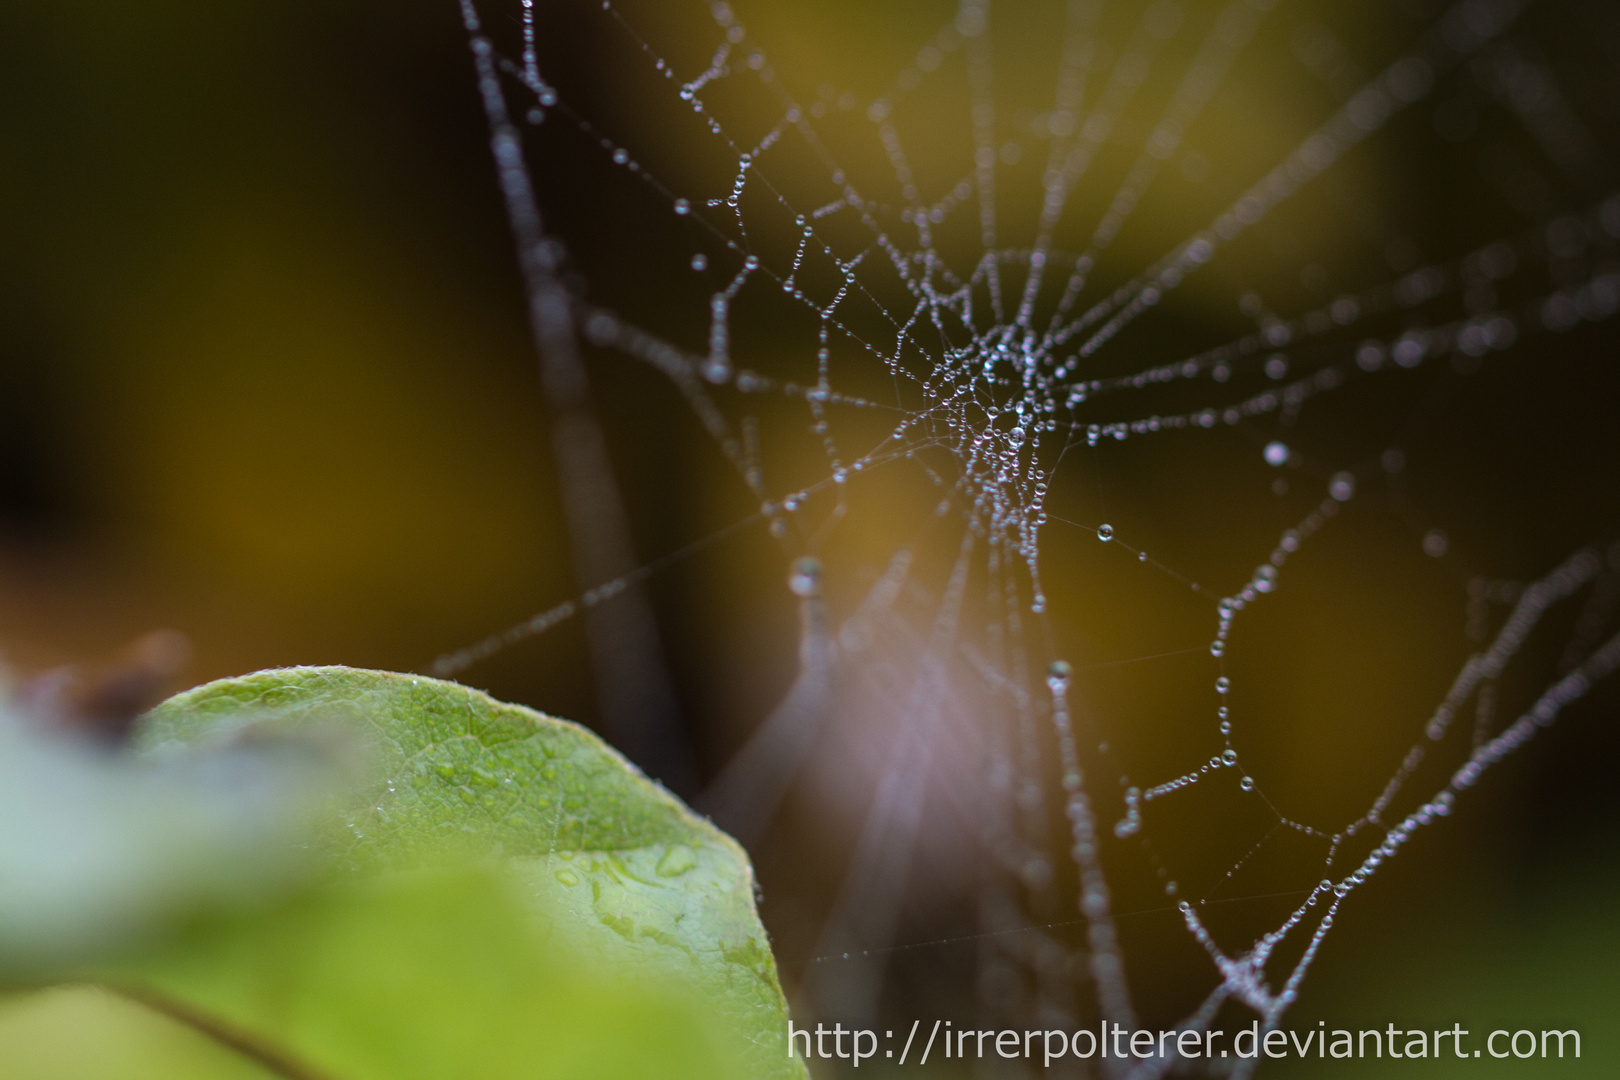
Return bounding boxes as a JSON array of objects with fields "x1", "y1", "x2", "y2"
[{"x1": 442, "y1": 0, "x2": 1620, "y2": 1072}]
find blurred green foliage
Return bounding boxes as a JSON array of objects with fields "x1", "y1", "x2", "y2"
[{"x1": 0, "y1": 668, "x2": 804, "y2": 1079}]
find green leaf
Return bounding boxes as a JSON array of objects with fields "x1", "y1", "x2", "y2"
[
  {"x1": 0, "y1": 701, "x2": 338, "y2": 975},
  {"x1": 2, "y1": 667, "x2": 805, "y2": 1080},
  {"x1": 3, "y1": 865, "x2": 751, "y2": 1080}
]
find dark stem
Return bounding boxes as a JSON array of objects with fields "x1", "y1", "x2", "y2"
[{"x1": 99, "y1": 983, "x2": 340, "y2": 1080}]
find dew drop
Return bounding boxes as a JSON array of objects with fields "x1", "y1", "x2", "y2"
[
  {"x1": 1239, "y1": 775, "x2": 1255, "y2": 791},
  {"x1": 1047, "y1": 660, "x2": 1072, "y2": 689},
  {"x1": 673, "y1": 197, "x2": 691, "y2": 215},
  {"x1": 656, "y1": 844, "x2": 698, "y2": 877},
  {"x1": 1221, "y1": 749, "x2": 1238, "y2": 766},
  {"x1": 690, "y1": 253, "x2": 708, "y2": 271},
  {"x1": 1210, "y1": 640, "x2": 1225, "y2": 657},
  {"x1": 1263, "y1": 441, "x2": 1289, "y2": 467},
  {"x1": 1219, "y1": 720, "x2": 1231, "y2": 735},
  {"x1": 1097, "y1": 523, "x2": 1115, "y2": 541},
  {"x1": 788, "y1": 556, "x2": 821, "y2": 597},
  {"x1": 1329, "y1": 471, "x2": 1356, "y2": 501},
  {"x1": 1215, "y1": 676, "x2": 1231, "y2": 694}
]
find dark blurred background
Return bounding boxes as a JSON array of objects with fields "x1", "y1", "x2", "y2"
[{"x1": 2, "y1": 0, "x2": 1618, "y2": 1075}]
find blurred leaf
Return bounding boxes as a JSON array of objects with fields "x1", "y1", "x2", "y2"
[
  {"x1": 103, "y1": 864, "x2": 753, "y2": 1080},
  {"x1": 86, "y1": 666, "x2": 804, "y2": 1080},
  {"x1": 0, "y1": 984, "x2": 278, "y2": 1080},
  {"x1": 0, "y1": 701, "x2": 337, "y2": 974}
]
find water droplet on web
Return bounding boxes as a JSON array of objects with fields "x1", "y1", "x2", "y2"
[
  {"x1": 1097, "y1": 523, "x2": 1114, "y2": 541},
  {"x1": 1031, "y1": 594, "x2": 1046, "y2": 613},
  {"x1": 1047, "y1": 660, "x2": 1072, "y2": 690},
  {"x1": 1210, "y1": 640, "x2": 1225, "y2": 657},
  {"x1": 690, "y1": 253, "x2": 707, "y2": 271},
  {"x1": 1178, "y1": 901, "x2": 1192, "y2": 914},
  {"x1": 788, "y1": 556, "x2": 821, "y2": 597},
  {"x1": 1219, "y1": 721, "x2": 1231, "y2": 734},
  {"x1": 1164, "y1": 881, "x2": 1178, "y2": 896},
  {"x1": 1263, "y1": 441, "x2": 1289, "y2": 466},
  {"x1": 1239, "y1": 776, "x2": 1255, "y2": 791},
  {"x1": 673, "y1": 197, "x2": 691, "y2": 215},
  {"x1": 1329, "y1": 472, "x2": 1356, "y2": 501},
  {"x1": 1222, "y1": 749, "x2": 1238, "y2": 766},
  {"x1": 1215, "y1": 676, "x2": 1230, "y2": 694}
]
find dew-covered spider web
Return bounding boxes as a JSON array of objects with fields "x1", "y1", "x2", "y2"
[{"x1": 438, "y1": 0, "x2": 1620, "y2": 1073}]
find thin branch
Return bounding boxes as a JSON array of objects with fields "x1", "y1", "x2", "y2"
[{"x1": 98, "y1": 982, "x2": 340, "y2": 1080}]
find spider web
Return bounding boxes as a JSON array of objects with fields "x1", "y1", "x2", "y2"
[{"x1": 440, "y1": 0, "x2": 1620, "y2": 1072}]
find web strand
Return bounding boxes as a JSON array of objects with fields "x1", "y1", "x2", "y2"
[{"x1": 452, "y1": 0, "x2": 1620, "y2": 1058}]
